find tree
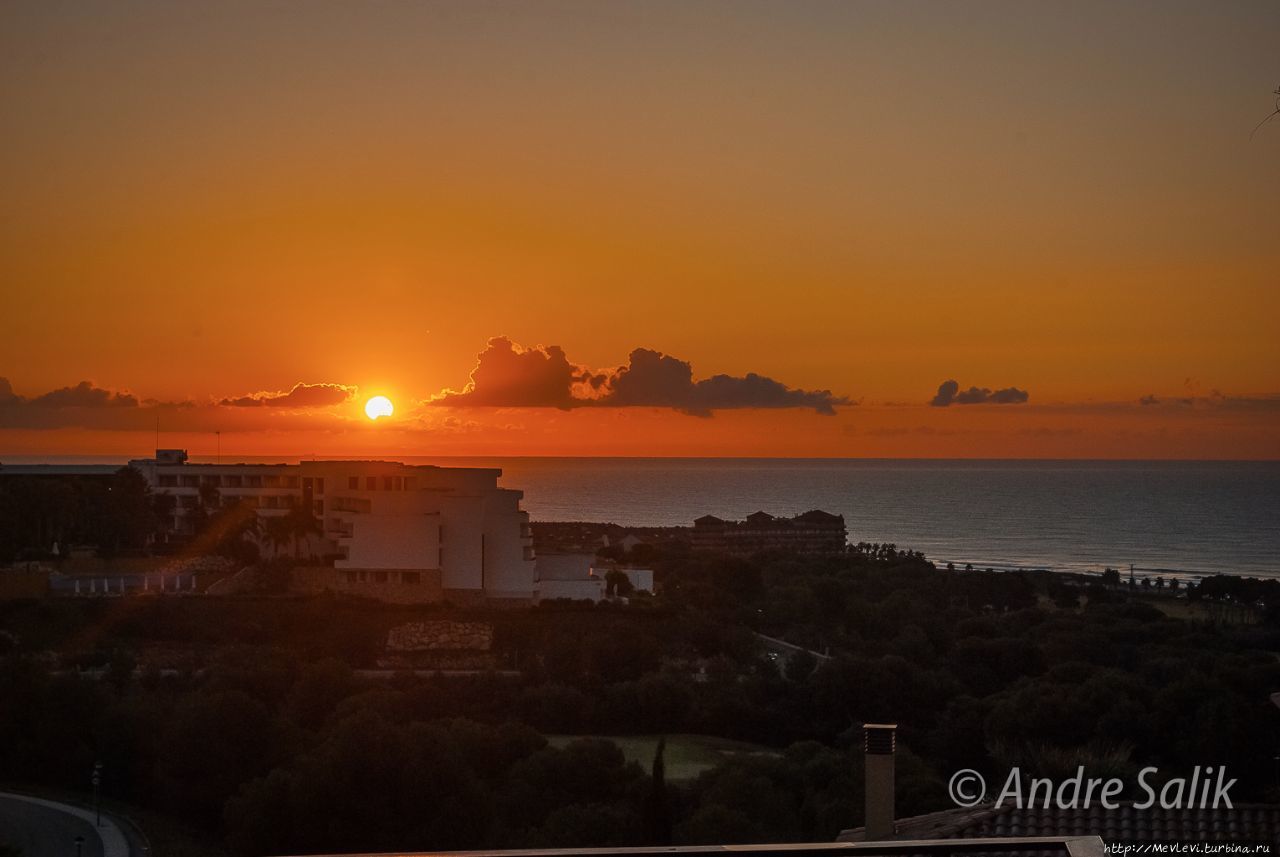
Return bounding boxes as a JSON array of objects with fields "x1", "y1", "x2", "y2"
[
  {"x1": 227, "y1": 714, "x2": 492, "y2": 855},
  {"x1": 91, "y1": 466, "x2": 158, "y2": 557},
  {"x1": 642, "y1": 736, "x2": 672, "y2": 844},
  {"x1": 284, "y1": 502, "x2": 323, "y2": 559},
  {"x1": 209, "y1": 501, "x2": 262, "y2": 564},
  {"x1": 605, "y1": 569, "x2": 635, "y2": 598},
  {"x1": 155, "y1": 689, "x2": 284, "y2": 828},
  {"x1": 151, "y1": 491, "x2": 177, "y2": 546},
  {"x1": 263, "y1": 514, "x2": 293, "y2": 559}
]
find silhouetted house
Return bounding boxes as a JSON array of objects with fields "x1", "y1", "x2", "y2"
[
  {"x1": 602, "y1": 531, "x2": 648, "y2": 552},
  {"x1": 692, "y1": 509, "x2": 847, "y2": 556},
  {"x1": 534, "y1": 552, "x2": 604, "y2": 603}
]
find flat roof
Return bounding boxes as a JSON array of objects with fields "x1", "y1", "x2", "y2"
[{"x1": 0, "y1": 464, "x2": 120, "y2": 476}]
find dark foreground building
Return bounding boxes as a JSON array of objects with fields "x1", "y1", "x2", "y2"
[{"x1": 692, "y1": 509, "x2": 847, "y2": 557}]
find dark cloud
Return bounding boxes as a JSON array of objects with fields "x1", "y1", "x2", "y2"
[
  {"x1": 433, "y1": 339, "x2": 850, "y2": 416},
  {"x1": 599, "y1": 348, "x2": 847, "y2": 416},
  {"x1": 28, "y1": 381, "x2": 139, "y2": 409},
  {"x1": 0, "y1": 376, "x2": 357, "y2": 431},
  {"x1": 930, "y1": 380, "x2": 961, "y2": 407},
  {"x1": 432, "y1": 338, "x2": 589, "y2": 410},
  {"x1": 0, "y1": 378, "x2": 150, "y2": 429},
  {"x1": 930, "y1": 379, "x2": 1029, "y2": 407},
  {"x1": 220, "y1": 382, "x2": 356, "y2": 408}
]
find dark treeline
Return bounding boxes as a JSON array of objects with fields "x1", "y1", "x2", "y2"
[
  {"x1": 0, "y1": 468, "x2": 157, "y2": 561},
  {"x1": 1, "y1": 547, "x2": 1279, "y2": 854}
]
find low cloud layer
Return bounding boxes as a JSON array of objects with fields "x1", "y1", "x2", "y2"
[
  {"x1": 220, "y1": 382, "x2": 357, "y2": 408},
  {"x1": 0, "y1": 378, "x2": 151, "y2": 428},
  {"x1": 433, "y1": 338, "x2": 850, "y2": 416},
  {"x1": 930, "y1": 379, "x2": 1030, "y2": 407},
  {"x1": 0, "y1": 377, "x2": 357, "y2": 430}
]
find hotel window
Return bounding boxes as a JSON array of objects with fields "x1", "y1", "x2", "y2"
[
  {"x1": 316, "y1": 478, "x2": 324, "y2": 494},
  {"x1": 341, "y1": 571, "x2": 357, "y2": 584},
  {"x1": 285, "y1": 476, "x2": 299, "y2": 488},
  {"x1": 393, "y1": 476, "x2": 402, "y2": 491},
  {"x1": 357, "y1": 571, "x2": 368, "y2": 582},
  {"x1": 264, "y1": 475, "x2": 279, "y2": 487},
  {"x1": 403, "y1": 477, "x2": 416, "y2": 490},
  {"x1": 313, "y1": 500, "x2": 323, "y2": 516},
  {"x1": 374, "y1": 571, "x2": 388, "y2": 583},
  {"x1": 181, "y1": 475, "x2": 199, "y2": 488},
  {"x1": 225, "y1": 475, "x2": 242, "y2": 487},
  {"x1": 158, "y1": 475, "x2": 178, "y2": 487},
  {"x1": 246, "y1": 475, "x2": 262, "y2": 487},
  {"x1": 366, "y1": 476, "x2": 377, "y2": 490},
  {"x1": 402, "y1": 572, "x2": 421, "y2": 585},
  {"x1": 383, "y1": 476, "x2": 393, "y2": 491},
  {"x1": 302, "y1": 478, "x2": 312, "y2": 491},
  {"x1": 348, "y1": 476, "x2": 359, "y2": 490}
]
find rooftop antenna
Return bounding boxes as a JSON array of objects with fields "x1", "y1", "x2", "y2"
[{"x1": 1250, "y1": 85, "x2": 1280, "y2": 140}]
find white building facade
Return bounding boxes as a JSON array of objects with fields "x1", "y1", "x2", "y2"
[{"x1": 128, "y1": 450, "x2": 537, "y2": 603}]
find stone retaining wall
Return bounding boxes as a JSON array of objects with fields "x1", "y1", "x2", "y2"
[{"x1": 385, "y1": 620, "x2": 493, "y2": 652}]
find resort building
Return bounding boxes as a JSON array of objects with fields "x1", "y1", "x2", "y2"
[
  {"x1": 691, "y1": 509, "x2": 847, "y2": 557},
  {"x1": 17, "y1": 450, "x2": 539, "y2": 604}
]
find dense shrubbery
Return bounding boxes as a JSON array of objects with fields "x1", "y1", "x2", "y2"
[{"x1": 1, "y1": 548, "x2": 1278, "y2": 853}]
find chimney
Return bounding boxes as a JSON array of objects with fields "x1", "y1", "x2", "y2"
[{"x1": 863, "y1": 723, "x2": 896, "y2": 841}]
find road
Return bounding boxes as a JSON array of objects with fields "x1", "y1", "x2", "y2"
[{"x1": 0, "y1": 793, "x2": 130, "y2": 857}]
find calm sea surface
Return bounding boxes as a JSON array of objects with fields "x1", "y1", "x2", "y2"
[
  {"x1": 15, "y1": 457, "x2": 1280, "y2": 579},
  {"x1": 438, "y1": 458, "x2": 1280, "y2": 579}
]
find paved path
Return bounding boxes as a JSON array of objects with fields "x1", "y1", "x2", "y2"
[
  {"x1": 0, "y1": 792, "x2": 130, "y2": 857},
  {"x1": 755, "y1": 632, "x2": 832, "y2": 664}
]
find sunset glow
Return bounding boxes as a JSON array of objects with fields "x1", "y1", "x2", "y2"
[{"x1": 1, "y1": 1, "x2": 1277, "y2": 459}]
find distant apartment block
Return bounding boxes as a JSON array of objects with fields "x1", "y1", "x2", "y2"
[
  {"x1": 691, "y1": 509, "x2": 847, "y2": 557},
  {"x1": 131, "y1": 451, "x2": 536, "y2": 603}
]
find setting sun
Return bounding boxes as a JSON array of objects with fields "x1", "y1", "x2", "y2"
[{"x1": 364, "y1": 395, "x2": 394, "y2": 420}]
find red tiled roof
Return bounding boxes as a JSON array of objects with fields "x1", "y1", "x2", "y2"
[{"x1": 839, "y1": 802, "x2": 1280, "y2": 843}]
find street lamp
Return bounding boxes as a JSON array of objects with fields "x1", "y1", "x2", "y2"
[{"x1": 91, "y1": 760, "x2": 102, "y2": 827}]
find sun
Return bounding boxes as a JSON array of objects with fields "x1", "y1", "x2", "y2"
[{"x1": 364, "y1": 395, "x2": 394, "y2": 420}]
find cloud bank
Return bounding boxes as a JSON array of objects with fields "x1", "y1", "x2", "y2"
[
  {"x1": 432, "y1": 338, "x2": 850, "y2": 416},
  {"x1": 0, "y1": 377, "x2": 357, "y2": 430},
  {"x1": 930, "y1": 379, "x2": 1030, "y2": 407},
  {"x1": 219, "y1": 383, "x2": 357, "y2": 408}
]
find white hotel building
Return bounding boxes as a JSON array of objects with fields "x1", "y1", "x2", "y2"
[{"x1": 128, "y1": 450, "x2": 537, "y2": 604}]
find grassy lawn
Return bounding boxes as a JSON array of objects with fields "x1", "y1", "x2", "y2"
[{"x1": 546, "y1": 733, "x2": 777, "y2": 781}]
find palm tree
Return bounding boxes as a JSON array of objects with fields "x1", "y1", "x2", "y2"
[
  {"x1": 263, "y1": 514, "x2": 293, "y2": 559},
  {"x1": 285, "y1": 502, "x2": 323, "y2": 560},
  {"x1": 213, "y1": 501, "x2": 262, "y2": 562}
]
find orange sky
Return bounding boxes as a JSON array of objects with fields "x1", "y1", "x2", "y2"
[{"x1": 2, "y1": 1, "x2": 1278, "y2": 458}]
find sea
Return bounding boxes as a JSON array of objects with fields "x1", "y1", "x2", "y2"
[
  {"x1": 10, "y1": 457, "x2": 1279, "y2": 580},
  {"x1": 436, "y1": 458, "x2": 1280, "y2": 581}
]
